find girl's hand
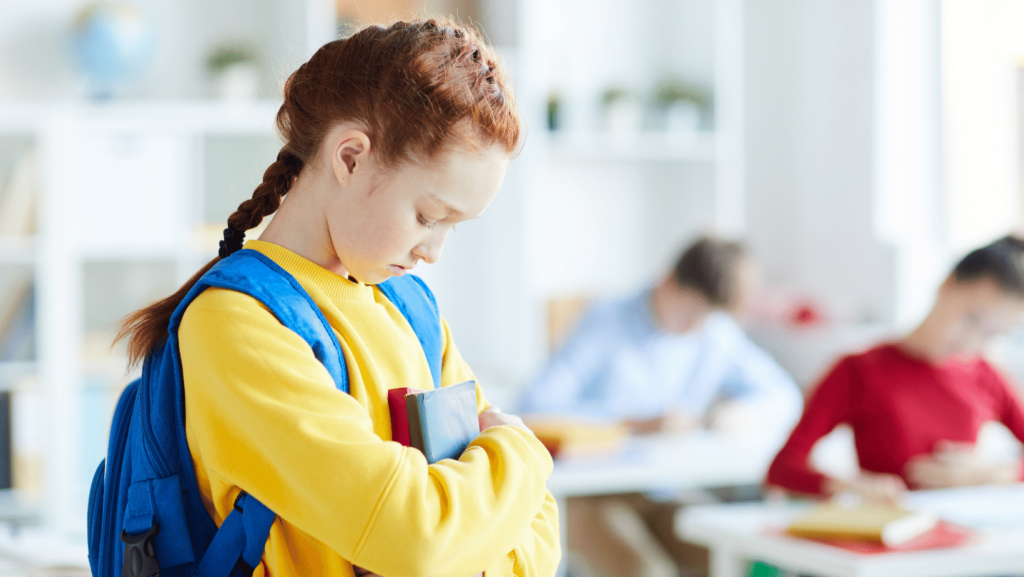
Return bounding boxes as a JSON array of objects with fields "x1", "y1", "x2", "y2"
[
  {"x1": 826, "y1": 472, "x2": 907, "y2": 505},
  {"x1": 479, "y1": 405, "x2": 529, "y2": 432},
  {"x1": 905, "y1": 441, "x2": 1021, "y2": 489}
]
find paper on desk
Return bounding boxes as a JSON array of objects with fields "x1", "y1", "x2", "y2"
[{"x1": 902, "y1": 484, "x2": 1024, "y2": 530}]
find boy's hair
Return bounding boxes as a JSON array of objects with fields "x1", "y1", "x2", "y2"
[
  {"x1": 119, "y1": 17, "x2": 521, "y2": 366},
  {"x1": 952, "y1": 235, "x2": 1024, "y2": 297},
  {"x1": 671, "y1": 236, "x2": 747, "y2": 308}
]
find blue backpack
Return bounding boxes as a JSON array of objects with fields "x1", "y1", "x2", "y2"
[{"x1": 87, "y1": 248, "x2": 443, "y2": 577}]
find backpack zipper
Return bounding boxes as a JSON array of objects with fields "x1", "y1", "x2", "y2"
[
  {"x1": 138, "y1": 356, "x2": 171, "y2": 478},
  {"x1": 99, "y1": 382, "x2": 138, "y2": 577}
]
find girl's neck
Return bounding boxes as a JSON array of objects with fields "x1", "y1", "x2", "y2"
[
  {"x1": 899, "y1": 313, "x2": 946, "y2": 364},
  {"x1": 259, "y1": 175, "x2": 350, "y2": 279}
]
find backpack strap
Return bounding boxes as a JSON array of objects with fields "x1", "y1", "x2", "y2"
[
  {"x1": 376, "y1": 275, "x2": 443, "y2": 387},
  {"x1": 169, "y1": 249, "x2": 348, "y2": 392},
  {"x1": 196, "y1": 492, "x2": 275, "y2": 577}
]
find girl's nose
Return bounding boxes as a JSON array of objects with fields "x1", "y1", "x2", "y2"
[{"x1": 414, "y1": 236, "x2": 444, "y2": 264}]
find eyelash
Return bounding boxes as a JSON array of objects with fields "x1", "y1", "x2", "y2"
[
  {"x1": 417, "y1": 213, "x2": 437, "y2": 229},
  {"x1": 417, "y1": 213, "x2": 458, "y2": 232}
]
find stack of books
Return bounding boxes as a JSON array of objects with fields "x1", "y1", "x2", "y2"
[{"x1": 387, "y1": 380, "x2": 480, "y2": 464}]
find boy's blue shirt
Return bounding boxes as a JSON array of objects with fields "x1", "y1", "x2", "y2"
[{"x1": 519, "y1": 286, "x2": 802, "y2": 439}]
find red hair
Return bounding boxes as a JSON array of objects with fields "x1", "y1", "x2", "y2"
[{"x1": 117, "y1": 17, "x2": 521, "y2": 366}]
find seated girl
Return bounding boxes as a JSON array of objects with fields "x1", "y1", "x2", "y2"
[{"x1": 767, "y1": 236, "x2": 1024, "y2": 502}]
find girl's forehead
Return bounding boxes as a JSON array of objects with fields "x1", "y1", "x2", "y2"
[{"x1": 390, "y1": 147, "x2": 508, "y2": 209}]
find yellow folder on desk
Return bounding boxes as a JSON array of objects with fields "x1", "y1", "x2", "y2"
[
  {"x1": 787, "y1": 505, "x2": 938, "y2": 547},
  {"x1": 522, "y1": 417, "x2": 627, "y2": 460}
]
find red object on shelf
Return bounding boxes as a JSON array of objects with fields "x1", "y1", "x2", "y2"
[{"x1": 788, "y1": 301, "x2": 823, "y2": 328}]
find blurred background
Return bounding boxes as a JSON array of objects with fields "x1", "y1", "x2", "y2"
[{"x1": 1, "y1": 0, "x2": 1024, "y2": 569}]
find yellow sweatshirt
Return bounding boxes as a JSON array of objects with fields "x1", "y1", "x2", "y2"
[{"x1": 178, "y1": 240, "x2": 560, "y2": 577}]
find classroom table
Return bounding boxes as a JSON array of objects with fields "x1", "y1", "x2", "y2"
[
  {"x1": 547, "y1": 430, "x2": 784, "y2": 577},
  {"x1": 675, "y1": 488, "x2": 1024, "y2": 577}
]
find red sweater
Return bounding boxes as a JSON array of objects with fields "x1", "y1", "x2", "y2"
[{"x1": 766, "y1": 344, "x2": 1024, "y2": 495}]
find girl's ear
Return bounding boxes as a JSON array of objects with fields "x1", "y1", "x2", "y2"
[{"x1": 330, "y1": 129, "x2": 372, "y2": 186}]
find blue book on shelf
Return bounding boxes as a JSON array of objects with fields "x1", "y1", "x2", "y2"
[{"x1": 405, "y1": 380, "x2": 480, "y2": 464}]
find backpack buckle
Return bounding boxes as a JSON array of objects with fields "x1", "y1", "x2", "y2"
[{"x1": 121, "y1": 524, "x2": 161, "y2": 577}]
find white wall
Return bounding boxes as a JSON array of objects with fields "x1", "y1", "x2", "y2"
[
  {"x1": 745, "y1": 0, "x2": 948, "y2": 329},
  {"x1": 942, "y1": 0, "x2": 1024, "y2": 254},
  {"x1": 745, "y1": 0, "x2": 893, "y2": 324}
]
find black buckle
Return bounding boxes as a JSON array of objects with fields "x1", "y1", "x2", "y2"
[
  {"x1": 121, "y1": 524, "x2": 161, "y2": 577},
  {"x1": 234, "y1": 491, "x2": 247, "y2": 512}
]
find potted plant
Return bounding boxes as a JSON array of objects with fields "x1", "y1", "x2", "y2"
[
  {"x1": 653, "y1": 79, "x2": 710, "y2": 135},
  {"x1": 206, "y1": 43, "x2": 259, "y2": 101},
  {"x1": 600, "y1": 86, "x2": 642, "y2": 133}
]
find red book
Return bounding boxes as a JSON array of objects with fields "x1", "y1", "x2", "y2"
[
  {"x1": 783, "y1": 521, "x2": 973, "y2": 554},
  {"x1": 388, "y1": 387, "x2": 425, "y2": 446}
]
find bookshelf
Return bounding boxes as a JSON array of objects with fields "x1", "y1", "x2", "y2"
[{"x1": 0, "y1": 0, "x2": 335, "y2": 537}]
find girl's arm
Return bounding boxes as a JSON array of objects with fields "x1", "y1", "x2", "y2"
[
  {"x1": 477, "y1": 407, "x2": 561, "y2": 576},
  {"x1": 765, "y1": 357, "x2": 859, "y2": 496},
  {"x1": 180, "y1": 290, "x2": 555, "y2": 577}
]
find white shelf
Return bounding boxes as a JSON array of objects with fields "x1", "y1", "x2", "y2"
[
  {"x1": 0, "y1": 100, "x2": 282, "y2": 136},
  {"x1": 0, "y1": 238, "x2": 34, "y2": 265},
  {"x1": 0, "y1": 362, "x2": 36, "y2": 388},
  {"x1": 543, "y1": 130, "x2": 716, "y2": 162}
]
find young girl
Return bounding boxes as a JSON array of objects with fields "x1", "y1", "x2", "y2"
[{"x1": 117, "y1": 19, "x2": 559, "y2": 577}]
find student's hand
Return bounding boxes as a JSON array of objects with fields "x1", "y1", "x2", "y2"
[
  {"x1": 706, "y1": 401, "x2": 758, "y2": 434},
  {"x1": 479, "y1": 405, "x2": 530, "y2": 432},
  {"x1": 623, "y1": 410, "x2": 698, "y2": 435},
  {"x1": 826, "y1": 472, "x2": 907, "y2": 505},
  {"x1": 905, "y1": 441, "x2": 1021, "y2": 489}
]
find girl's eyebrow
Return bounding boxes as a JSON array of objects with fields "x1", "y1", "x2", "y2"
[{"x1": 431, "y1": 194, "x2": 464, "y2": 216}]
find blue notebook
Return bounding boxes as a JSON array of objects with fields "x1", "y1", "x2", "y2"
[{"x1": 405, "y1": 380, "x2": 480, "y2": 463}]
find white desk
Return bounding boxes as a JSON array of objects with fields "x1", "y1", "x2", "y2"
[
  {"x1": 547, "y1": 430, "x2": 781, "y2": 497},
  {"x1": 547, "y1": 431, "x2": 783, "y2": 577},
  {"x1": 676, "y1": 495, "x2": 1024, "y2": 577}
]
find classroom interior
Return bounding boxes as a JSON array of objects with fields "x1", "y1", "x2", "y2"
[{"x1": 1, "y1": 0, "x2": 1024, "y2": 576}]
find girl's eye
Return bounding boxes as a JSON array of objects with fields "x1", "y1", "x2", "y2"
[{"x1": 417, "y1": 213, "x2": 436, "y2": 229}]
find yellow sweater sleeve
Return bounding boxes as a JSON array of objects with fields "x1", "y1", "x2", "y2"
[
  {"x1": 436, "y1": 319, "x2": 562, "y2": 577},
  {"x1": 180, "y1": 288, "x2": 556, "y2": 577}
]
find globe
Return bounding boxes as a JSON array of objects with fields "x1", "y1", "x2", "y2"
[{"x1": 71, "y1": 2, "x2": 156, "y2": 99}]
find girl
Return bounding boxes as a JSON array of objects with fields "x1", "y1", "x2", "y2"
[
  {"x1": 117, "y1": 18, "x2": 559, "y2": 577},
  {"x1": 766, "y1": 236, "x2": 1024, "y2": 503}
]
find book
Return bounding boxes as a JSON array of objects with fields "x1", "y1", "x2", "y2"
[
  {"x1": 0, "y1": 277, "x2": 33, "y2": 362},
  {"x1": 404, "y1": 380, "x2": 480, "y2": 464},
  {"x1": 792, "y1": 520, "x2": 972, "y2": 554},
  {"x1": 522, "y1": 416, "x2": 628, "y2": 460},
  {"x1": 0, "y1": 149, "x2": 36, "y2": 236},
  {"x1": 787, "y1": 504, "x2": 939, "y2": 547},
  {"x1": 387, "y1": 387, "x2": 425, "y2": 447}
]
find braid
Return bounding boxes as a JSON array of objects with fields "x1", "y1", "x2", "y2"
[{"x1": 219, "y1": 149, "x2": 304, "y2": 257}]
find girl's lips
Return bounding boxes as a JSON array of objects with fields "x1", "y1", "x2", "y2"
[{"x1": 389, "y1": 264, "x2": 408, "y2": 276}]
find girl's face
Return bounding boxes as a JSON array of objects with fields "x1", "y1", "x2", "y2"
[
  {"x1": 932, "y1": 277, "x2": 1024, "y2": 358},
  {"x1": 324, "y1": 130, "x2": 509, "y2": 285}
]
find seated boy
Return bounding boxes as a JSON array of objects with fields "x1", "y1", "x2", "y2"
[
  {"x1": 767, "y1": 236, "x2": 1024, "y2": 502},
  {"x1": 519, "y1": 236, "x2": 802, "y2": 577},
  {"x1": 520, "y1": 236, "x2": 801, "y2": 437}
]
